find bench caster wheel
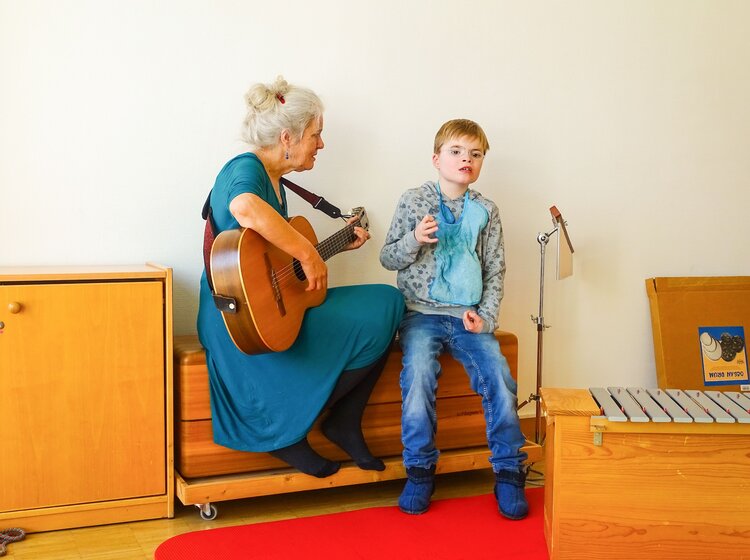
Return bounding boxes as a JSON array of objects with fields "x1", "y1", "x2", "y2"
[{"x1": 196, "y1": 503, "x2": 218, "y2": 521}]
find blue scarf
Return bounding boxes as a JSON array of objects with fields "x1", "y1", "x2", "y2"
[{"x1": 429, "y1": 184, "x2": 488, "y2": 306}]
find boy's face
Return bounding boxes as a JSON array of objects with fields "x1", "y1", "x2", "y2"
[{"x1": 432, "y1": 135, "x2": 485, "y2": 188}]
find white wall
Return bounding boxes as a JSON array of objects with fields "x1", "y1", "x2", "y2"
[{"x1": 3, "y1": 0, "x2": 749, "y2": 411}]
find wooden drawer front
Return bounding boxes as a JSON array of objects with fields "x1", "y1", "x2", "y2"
[
  {"x1": 177, "y1": 395, "x2": 488, "y2": 478},
  {"x1": 176, "y1": 362, "x2": 213, "y2": 421},
  {"x1": 175, "y1": 332, "x2": 518, "y2": 422},
  {"x1": 1, "y1": 281, "x2": 166, "y2": 511}
]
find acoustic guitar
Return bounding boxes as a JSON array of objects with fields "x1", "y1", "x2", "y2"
[{"x1": 210, "y1": 208, "x2": 368, "y2": 355}]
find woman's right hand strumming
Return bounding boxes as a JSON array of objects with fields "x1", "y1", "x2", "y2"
[
  {"x1": 298, "y1": 250, "x2": 328, "y2": 291},
  {"x1": 230, "y1": 192, "x2": 328, "y2": 292}
]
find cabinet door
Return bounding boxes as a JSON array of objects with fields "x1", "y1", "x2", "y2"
[{"x1": 0, "y1": 281, "x2": 166, "y2": 512}]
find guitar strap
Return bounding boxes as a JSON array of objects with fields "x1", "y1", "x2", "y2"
[
  {"x1": 201, "y1": 178, "x2": 344, "y2": 312},
  {"x1": 201, "y1": 195, "x2": 230, "y2": 309},
  {"x1": 279, "y1": 177, "x2": 343, "y2": 219}
]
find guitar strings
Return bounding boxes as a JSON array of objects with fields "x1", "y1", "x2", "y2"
[{"x1": 267, "y1": 220, "x2": 361, "y2": 288}]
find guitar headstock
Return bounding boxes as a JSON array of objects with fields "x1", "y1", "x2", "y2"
[{"x1": 350, "y1": 207, "x2": 369, "y2": 231}]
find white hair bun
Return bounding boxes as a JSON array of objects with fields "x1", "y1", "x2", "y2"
[{"x1": 245, "y1": 75, "x2": 289, "y2": 112}]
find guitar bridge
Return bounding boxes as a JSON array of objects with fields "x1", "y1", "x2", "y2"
[{"x1": 265, "y1": 253, "x2": 286, "y2": 316}]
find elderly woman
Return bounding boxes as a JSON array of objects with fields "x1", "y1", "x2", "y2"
[{"x1": 197, "y1": 76, "x2": 404, "y2": 477}]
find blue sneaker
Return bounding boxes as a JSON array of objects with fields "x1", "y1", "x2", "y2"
[
  {"x1": 494, "y1": 469, "x2": 528, "y2": 520},
  {"x1": 398, "y1": 466, "x2": 436, "y2": 514}
]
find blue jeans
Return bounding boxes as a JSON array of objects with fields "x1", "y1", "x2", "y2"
[{"x1": 399, "y1": 312, "x2": 527, "y2": 472}]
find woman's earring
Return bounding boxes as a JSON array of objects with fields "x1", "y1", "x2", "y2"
[{"x1": 285, "y1": 150, "x2": 289, "y2": 160}]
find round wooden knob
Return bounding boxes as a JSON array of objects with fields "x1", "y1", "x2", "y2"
[{"x1": 8, "y1": 302, "x2": 22, "y2": 314}]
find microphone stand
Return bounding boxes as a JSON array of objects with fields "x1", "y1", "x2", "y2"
[{"x1": 517, "y1": 226, "x2": 558, "y2": 445}]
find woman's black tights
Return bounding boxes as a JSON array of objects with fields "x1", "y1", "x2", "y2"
[{"x1": 269, "y1": 345, "x2": 392, "y2": 478}]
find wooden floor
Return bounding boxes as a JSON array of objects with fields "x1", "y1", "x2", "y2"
[{"x1": 3, "y1": 465, "x2": 545, "y2": 559}]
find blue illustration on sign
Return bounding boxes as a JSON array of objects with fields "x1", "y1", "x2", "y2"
[{"x1": 698, "y1": 326, "x2": 748, "y2": 386}]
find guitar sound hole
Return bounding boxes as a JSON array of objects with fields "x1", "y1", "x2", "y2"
[{"x1": 292, "y1": 259, "x2": 306, "y2": 282}]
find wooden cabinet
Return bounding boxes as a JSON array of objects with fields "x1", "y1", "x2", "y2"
[
  {"x1": 541, "y1": 387, "x2": 750, "y2": 560},
  {"x1": 0, "y1": 264, "x2": 174, "y2": 532}
]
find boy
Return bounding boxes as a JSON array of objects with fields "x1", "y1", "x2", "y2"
[{"x1": 380, "y1": 119, "x2": 528, "y2": 519}]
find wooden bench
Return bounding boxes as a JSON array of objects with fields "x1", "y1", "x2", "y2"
[{"x1": 174, "y1": 331, "x2": 542, "y2": 519}]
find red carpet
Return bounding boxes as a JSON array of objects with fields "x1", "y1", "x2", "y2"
[{"x1": 156, "y1": 488, "x2": 547, "y2": 560}]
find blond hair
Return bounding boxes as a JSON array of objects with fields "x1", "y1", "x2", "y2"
[
  {"x1": 241, "y1": 75, "x2": 324, "y2": 148},
  {"x1": 433, "y1": 119, "x2": 490, "y2": 154}
]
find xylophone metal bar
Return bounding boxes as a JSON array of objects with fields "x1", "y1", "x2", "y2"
[
  {"x1": 589, "y1": 387, "x2": 627, "y2": 421},
  {"x1": 607, "y1": 386, "x2": 650, "y2": 422},
  {"x1": 686, "y1": 390, "x2": 735, "y2": 423},
  {"x1": 704, "y1": 391, "x2": 750, "y2": 423},
  {"x1": 646, "y1": 388, "x2": 693, "y2": 423},
  {"x1": 627, "y1": 387, "x2": 671, "y2": 422},
  {"x1": 666, "y1": 389, "x2": 714, "y2": 423},
  {"x1": 724, "y1": 391, "x2": 750, "y2": 415}
]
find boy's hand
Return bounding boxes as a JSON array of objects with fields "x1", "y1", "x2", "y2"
[
  {"x1": 463, "y1": 310, "x2": 484, "y2": 333},
  {"x1": 414, "y1": 214, "x2": 439, "y2": 244}
]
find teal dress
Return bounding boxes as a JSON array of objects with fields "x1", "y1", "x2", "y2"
[{"x1": 197, "y1": 153, "x2": 404, "y2": 452}]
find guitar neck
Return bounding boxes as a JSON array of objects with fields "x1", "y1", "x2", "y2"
[{"x1": 316, "y1": 219, "x2": 360, "y2": 261}]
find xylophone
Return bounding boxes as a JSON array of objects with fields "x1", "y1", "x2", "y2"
[
  {"x1": 540, "y1": 387, "x2": 750, "y2": 560},
  {"x1": 590, "y1": 386, "x2": 750, "y2": 424}
]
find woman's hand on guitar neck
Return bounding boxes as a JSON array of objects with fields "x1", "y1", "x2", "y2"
[
  {"x1": 344, "y1": 226, "x2": 370, "y2": 251},
  {"x1": 343, "y1": 215, "x2": 371, "y2": 252}
]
